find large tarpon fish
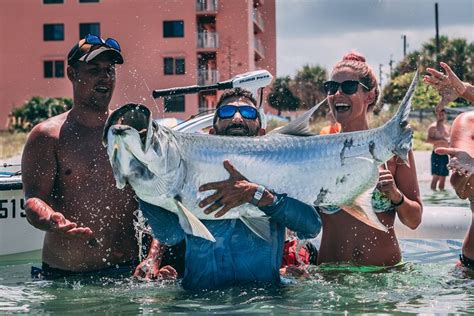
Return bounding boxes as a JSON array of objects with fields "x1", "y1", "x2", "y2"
[{"x1": 103, "y1": 73, "x2": 418, "y2": 242}]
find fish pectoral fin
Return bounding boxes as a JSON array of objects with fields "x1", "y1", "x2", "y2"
[
  {"x1": 174, "y1": 200, "x2": 216, "y2": 242},
  {"x1": 240, "y1": 216, "x2": 271, "y2": 242},
  {"x1": 269, "y1": 98, "x2": 327, "y2": 136},
  {"x1": 341, "y1": 188, "x2": 388, "y2": 232}
]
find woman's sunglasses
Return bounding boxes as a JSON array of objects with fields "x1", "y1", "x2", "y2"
[
  {"x1": 323, "y1": 80, "x2": 369, "y2": 95},
  {"x1": 216, "y1": 105, "x2": 259, "y2": 120}
]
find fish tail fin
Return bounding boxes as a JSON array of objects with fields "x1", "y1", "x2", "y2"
[
  {"x1": 342, "y1": 187, "x2": 389, "y2": 233},
  {"x1": 175, "y1": 200, "x2": 216, "y2": 242},
  {"x1": 389, "y1": 70, "x2": 418, "y2": 164},
  {"x1": 393, "y1": 128, "x2": 413, "y2": 166},
  {"x1": 240, "y1": 216, "x2": 271, "y2": 242}
]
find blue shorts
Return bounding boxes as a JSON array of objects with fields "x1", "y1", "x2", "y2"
[{"x1": 431, "y1": 151, "x2": 449, "y2": 176}]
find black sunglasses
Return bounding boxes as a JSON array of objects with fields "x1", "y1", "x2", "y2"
[
  {"x1": 323, "y1": 80, "x2": 369, "y2": 95},
  {"x1": 216, "y1": 105, "x2": 259, "y2": 120}
]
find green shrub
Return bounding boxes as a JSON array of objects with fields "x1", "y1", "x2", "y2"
[{"x1": 8, "y1": 96, "x2": 72, "y2": 132}]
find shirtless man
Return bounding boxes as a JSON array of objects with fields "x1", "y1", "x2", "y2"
[
  {"x1": 426, "y1": 109, "x2": 451, "y2": 190},
  {"x1": 23, "y1": 35, "x2": 175, "y2": 279},
  {"x1": 425, "y1": 62, "x2": 474, "y2": 269}
]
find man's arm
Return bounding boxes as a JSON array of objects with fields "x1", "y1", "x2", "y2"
[
  {"x1": 133, "y1": 238, "x2": 177, "y2": 280},
  {"x1": 259, "y1": 194, "x2": 321, "y2": 239},
  {"x1": 436, "y1": 112, "x2": 474, "y2": 199},
  {"x1": 199, "y1": 160, "x2": 321, "y2": 239},
  {"x1": 138, "y1": 200, "x2": 185, "y2": 246},
  {"x1": 22, "y1": 121, "x2": 92, "y2": 237}
]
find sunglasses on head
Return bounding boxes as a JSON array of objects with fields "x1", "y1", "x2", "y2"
[
  {"x1": 323, "y1": 80, "x2": 369, "y2": 95},
  {"x1": 83, "y1": 34, "x2": 121, "y2": 51},
  {"x1": 69, "y1": 34, "x2": 121, "y2": 64},
  {"x1": 216, "y1": 105, "x2": 259, "y2": 120}
]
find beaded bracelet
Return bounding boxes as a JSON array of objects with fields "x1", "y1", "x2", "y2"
[{"x1": 391, "y1": 193, "x2": 405, "y2": 207}]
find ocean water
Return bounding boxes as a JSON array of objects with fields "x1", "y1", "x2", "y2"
[{"x1": 0, "y1": 152, "x2": 472, "y2": 314}]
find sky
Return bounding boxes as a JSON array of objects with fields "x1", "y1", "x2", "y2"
[{"x1": 276, "y1": 0, "x2": 474, "y2": 84}]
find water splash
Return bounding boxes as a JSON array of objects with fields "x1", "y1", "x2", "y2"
[{"x1": 133, "y1": 208, "x2": 152, "y2": 261}]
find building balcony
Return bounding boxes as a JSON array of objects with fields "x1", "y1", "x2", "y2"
[
  {"x1": 197, "y1": 69, "x2": 219, "y2": 86},
  {"x1": 197, "y1": 31, "x2": 219, "y2": 49},
  {"x1": 253, "y1": 9, "x2": 264, "y2": 32},
  {"x1": 254, "y1": 37, "x2": 265, "y2": 60},
  {"x1": 196, "y1": 0, "x2": 218, "y2": 13}
]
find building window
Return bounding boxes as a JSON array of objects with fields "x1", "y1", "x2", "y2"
[
  {"x1": 44, "y1": 60, "x2": 65, "y2": 78},
  {"x1": 79, "y1": 23, "x2": 100, "y2": 39},
  {"x1": 79, "y1": 0, "x2": 100, "y2": 2},
  {"x1": 164, "y1": 57, "x2": 185, "y2": 75},
  {"x1": 43, "y1": 0, "x2": 64, "y2": 4},
  {"x1": 175, "y1": 58, "x2": 185, "y2": 74},
  {"x1": 164, "y1": 95, "x2": 185, "y2": 112},
  {"x1": 164, "y1": 58, "x2": 174, "y2": 75},
  {"x1": 163, "y1": 21, "x2": 184, "y2": 38},
  {"x1": 44, "y1": 24, "x2": 64, "y2": 41}
]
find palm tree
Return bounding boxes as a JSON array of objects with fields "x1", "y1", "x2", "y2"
[
  {"x1": 267, "y1": 76, "x2": 300, "y2": 116},
  {"x1": 291, "y1": 64, "x2": 327, "y2": 111}
]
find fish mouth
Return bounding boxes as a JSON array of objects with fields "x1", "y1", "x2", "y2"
[
  {"x1": 335, "y1": 103, "x2": 351, "y2": 113},
  {"x1": 102, "y1": 103, "x2": 152, "y2": 147}
]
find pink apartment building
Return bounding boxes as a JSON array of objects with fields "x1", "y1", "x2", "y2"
[{"x1": 0, "y1": 0, "x2": 276, "y2": 129}]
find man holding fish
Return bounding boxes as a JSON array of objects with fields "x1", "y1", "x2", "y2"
[
  {"x1": 105, "y1": 60, "x2": 420, "y2": 287},
  {"x1": 135, "y1": 88, "x2": 322, "y2": 290}
]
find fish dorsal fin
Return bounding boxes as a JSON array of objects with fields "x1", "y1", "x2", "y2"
[
  {"x1": 270, "y1": 98, "x2": 327, "y2": 136},
  {"x1": 174, "y1": 200, "x2": 216, "y2": 242},
  {"x1": 341, "y1": 186, "x2": 388, "y2": 232},
  {"x1": 173, "y1": 113, "x2": 214, "y2": 132},
  {"x1": 240, "y1": 216, "x2": 271, "y2": 242}
]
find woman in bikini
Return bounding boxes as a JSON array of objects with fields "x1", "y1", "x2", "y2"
[{"x1": 317, "y1": 52, "x2": 423, "y2": 267}]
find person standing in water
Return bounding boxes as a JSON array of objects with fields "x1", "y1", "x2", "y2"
[
  {"x1": 317, "y1": 52, "x2": 423, "y2": 267},
  {"x1": 425, "y1": 62, "x2": 474, "y2": 270},
  {"x1": 22, "y1": 35, "x2": 176, "y2": 280},
  {"x1": 426, "y1": 109, "x2": 451, "y2": 191},
  {"x1": 139, "y1": 88, "x2": 321, "y2": 290}
]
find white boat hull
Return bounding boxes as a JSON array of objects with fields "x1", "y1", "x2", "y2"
[{"x1": 0, "y1": 176, "x2": 44, "y2": 256}]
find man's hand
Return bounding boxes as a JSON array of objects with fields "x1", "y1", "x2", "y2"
[
  {"x1": 199, "y1": 160, "x2": 258, "y2": 218},
  {"x1": 376, "y1": 168, "x2": 403, "y2": 204},
  {"x1": 280, "y1": 265, "x2": 310, "y2": 278},
  {"x1": 133, "y1": 258, "x2": 177, "y2": 280},
  {"x1": 435, "y1": 147, "x2": 474, "y2": 177},
  {"x1": 436, "y1": 147, "x2": 474, "y2": 200},
  {"x1": 49, "y1": 211, "x2": 93, "y2": 238},
  {"x1": 424, "y1": 62, "x2": 466, "y2": 112}
]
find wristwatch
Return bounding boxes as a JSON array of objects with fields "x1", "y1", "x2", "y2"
[{"x1": 251, "y1": 185, "x2": 265, "y2": 206}]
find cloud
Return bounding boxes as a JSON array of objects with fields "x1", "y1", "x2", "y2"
[
  {"x1": 277, "y1": 0, "x2": 474, "y2": 39},
  {"x1": 277, "y1": 25, "x2": 474, "y2": 79}
]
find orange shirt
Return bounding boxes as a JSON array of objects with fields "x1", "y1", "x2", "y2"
[{"x1": 320, "y1": 122, "x2": 341, "y2": 135}]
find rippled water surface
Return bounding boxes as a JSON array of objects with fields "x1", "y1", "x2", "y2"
[{"x1": 1, "y1": 258, "x2": 473, "y2": 314}]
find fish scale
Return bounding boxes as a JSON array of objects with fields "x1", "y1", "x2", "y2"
[{"x1": 104, "y1": 72, "x2": 418, "y2": 241}]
